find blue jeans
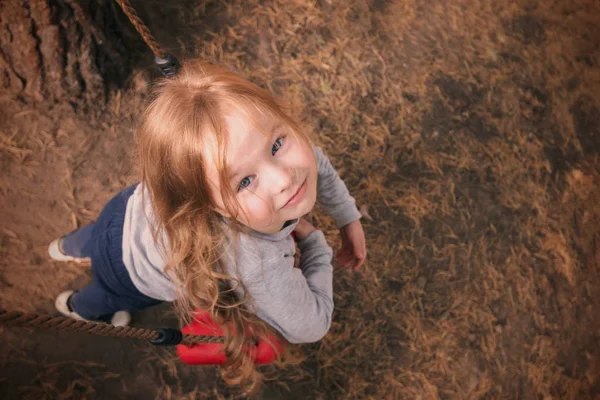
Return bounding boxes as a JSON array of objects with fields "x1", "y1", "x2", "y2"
[{"x1": 61, "y1": 185, "x2": 162, "y2": 321}]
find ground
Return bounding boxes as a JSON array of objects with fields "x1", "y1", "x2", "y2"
[{"x1": 1, "y1": 0, "x2": 600, "y2": 399}]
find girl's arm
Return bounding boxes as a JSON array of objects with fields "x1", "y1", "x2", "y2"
[
  {"x1": 313, "y1": 146, "x2": 362, "y2": 228},
  {"x1": 314, "y1": 146, "x2": 367, "y2": 270},
  {"x1": 230, "y1": 230, "x2": 334, "y2": 344}
]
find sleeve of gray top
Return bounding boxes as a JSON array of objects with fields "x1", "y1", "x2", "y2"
[
  {"x1": 313, "y1": 146, "x2": 362, "y2": 228},
  {"x1": 239, "y1": 231, "x2": 334, "y2": 344}
]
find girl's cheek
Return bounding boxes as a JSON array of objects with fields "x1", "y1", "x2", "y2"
[{"x1": 243, "y1": 197, "x2": 271, "y2": 221}]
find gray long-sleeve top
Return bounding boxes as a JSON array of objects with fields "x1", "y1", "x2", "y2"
[{"x1": 122, "y1": 146, "x2": 362, "y2": 343}]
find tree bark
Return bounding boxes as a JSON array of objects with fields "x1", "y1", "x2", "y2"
[{"x1": 0, "y1": 0, "x2": 144, "y2": 104}]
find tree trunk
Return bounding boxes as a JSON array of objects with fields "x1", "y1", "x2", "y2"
[{"x1": 0, "y1": 0, "x2": 144, "y2": 104}]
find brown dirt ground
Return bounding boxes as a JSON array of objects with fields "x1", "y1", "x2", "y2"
[{"x1": 1, "y1": 0, "x2": 600, "y2": 398}]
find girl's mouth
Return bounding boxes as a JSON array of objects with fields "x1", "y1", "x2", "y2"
[{"x1": 283, "y1": 179, "x2": 307, "y2": 208}]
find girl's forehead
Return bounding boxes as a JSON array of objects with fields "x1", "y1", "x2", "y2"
[
  {"x1": 223, "y1": 108, "x2": 278, "y2": 157},
  {"x1": 224, "y1": 105, "x2": 280, "y2": 134},
  {"x1": 201, "y1": 107, "x2": 279, "y2": 175}
]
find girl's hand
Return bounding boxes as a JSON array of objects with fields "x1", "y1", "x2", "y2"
[
  {"x1": 337, "y1": 220, "x2": 367, "y2": 271},
  {"x1": 294, "y1": 218, "x2": 317, "y2": 241}
]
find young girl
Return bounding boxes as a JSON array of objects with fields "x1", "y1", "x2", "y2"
[{"x1": 48, "y1": 60, "x2": 366, "y2": 389}]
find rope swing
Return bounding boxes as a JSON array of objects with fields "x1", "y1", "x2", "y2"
[
  {"x1": 0, "y1": 309, "x2": 221, "y2": 346},
  {"x1": 114, "y1": 0, "x2": 180, "y2": 78}
]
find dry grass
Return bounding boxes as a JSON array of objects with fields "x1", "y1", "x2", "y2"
[{"x1": 1, "y1": 0, "x2": 600, "y2": 398}]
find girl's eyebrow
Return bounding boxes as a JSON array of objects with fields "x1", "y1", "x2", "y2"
[
  {"x1": 228, "y1": 122, "x2": 284, "y2": 184},
  {"x1": 270, "y1": 121, "x2": 283, "y2": 133}
]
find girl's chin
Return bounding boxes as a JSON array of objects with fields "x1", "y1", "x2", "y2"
[
  {"x1": 284, "y1": 199, "x2": 315, "y2": 221},
  {"x1": 247, "y1": 194, "x2": 316, "y2": 233},
  {"x1": 298, "y1": 190, "x2": 317, "y2": 215}
]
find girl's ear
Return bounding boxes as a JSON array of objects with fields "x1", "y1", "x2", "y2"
[{"x1": 213, "y1": 206, "x2": 231, "y2": 219}]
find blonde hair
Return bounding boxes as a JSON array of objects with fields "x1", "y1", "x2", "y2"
[{"x1": 137, "y1": 60, "x2": 307, "y2": 393}]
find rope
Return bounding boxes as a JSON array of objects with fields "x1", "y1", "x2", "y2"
[
  {"x1": 114, "y1": 0, "x2": 165, "y2": 58},
  {"x1": 0, "y1": 310, "x2": 223, "y2": 346}
]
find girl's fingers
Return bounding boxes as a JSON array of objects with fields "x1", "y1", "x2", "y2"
[
  {"x1": 352, "y1": 256, "x2": 365, "y2": 271},
  {"x1": 352, "y1": 247, "x2": 366, "y2": 271},
  {"x1": 337, "y1": 253, "x2": 350, "y2": 266},
  {"x1": 337, "y1": 249, "x2": 353, "y2": 267},
  {"x1": 337, "y1": 242, "x2": 367, "y2": 270}
]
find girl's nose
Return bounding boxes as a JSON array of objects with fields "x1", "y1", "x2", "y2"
[{"x1": 266, "y1": 162, "x2": 294, "y2": 193}]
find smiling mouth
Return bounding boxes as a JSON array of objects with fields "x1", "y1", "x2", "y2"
[{"x1": 283, "y1": 179, "x2": 307, "y2": 208}]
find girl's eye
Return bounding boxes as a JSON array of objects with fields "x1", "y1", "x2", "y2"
[
  {"x1": 271, "y1": 136, "x2": 285, "y2": 156},
  {"x1": 238, "y1": 176, "x2": 254, "y2": 191}
]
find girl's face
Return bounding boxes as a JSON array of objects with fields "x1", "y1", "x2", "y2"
[{"x1": 204, "y1": 108, "x2": 317, "y2": 234}]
